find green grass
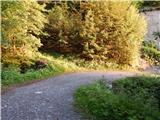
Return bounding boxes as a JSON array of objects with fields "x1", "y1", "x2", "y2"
[
  {"x1": 0, "y1": 51, "x2": 145, "y2": 89},
  {"x1": 2, "y1": 64, "x2": 62, "y2": 86},
  {"x1": 47, "y1": 52, "x2": 135, "y2": 71},
  {"x1": 1, "y1": 53, "x2": 83, "y2": 88},
  {"x1": 74, "y1": 76, "x2": 160, "y2": 120}
]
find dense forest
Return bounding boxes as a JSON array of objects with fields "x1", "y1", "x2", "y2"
[{"x1": 1, "y1": 1, "x2": 160, "y2": 87}]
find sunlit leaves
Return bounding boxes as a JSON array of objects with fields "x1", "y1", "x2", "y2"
[{"x1": 1, "y1": 1, "x2": 46, "y2": 65}]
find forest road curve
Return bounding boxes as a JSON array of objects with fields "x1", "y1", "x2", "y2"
[{"x1": 2, "y1": 71, "x2": 137, "y2": 120}]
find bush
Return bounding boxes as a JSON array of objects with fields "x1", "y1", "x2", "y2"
[
  {"x1": 41, "y1": 3, "x2": 82, "y2": 53},
  {"x1": 132, "y1": 1, "x2": 144, "y2": 9},
  {"x1": 113, "y1": 76, "x2": 160, "y2": 109},
  {"x1": 141, "y1": 46, "x2": 160, "y2": 65},
  {"x1": 41, "y1": 1, "x2": 146, "y2": 67},
  {"x1": 142, "y1": 1, "x2": 160, "y2": 7},
  {"x1": 34, "y1": 60, "x2": 47, "y2": 70},
  {"x1": 142, "y1": 41, "x2": 157, "y2": 49},
  {"x1": 74, "y1": 76, "x2": 160, "y2": 120}
]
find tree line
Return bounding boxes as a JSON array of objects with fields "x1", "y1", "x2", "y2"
[{"x1": 1, "y1": 1, "x2": 147, "y2": 68}]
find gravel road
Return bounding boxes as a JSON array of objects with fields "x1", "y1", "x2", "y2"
[{"x1": 1, "y1": 71, "x2": 136, "y2": 120}]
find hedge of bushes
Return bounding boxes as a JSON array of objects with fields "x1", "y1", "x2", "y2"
[
  {"x1": 113, "y1": 76, "x2": 160, "y2": 109},
  {"x1": 41, "y1": 1, "x2": 146, "y2": 67},
  {"x1": 74, "y1": 76, "x2": 160, "y2": 120}
]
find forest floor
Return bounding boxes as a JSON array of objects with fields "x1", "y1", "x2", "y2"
[{"x1": 2, "y1": 71, "x2": 137, "y2": 120}]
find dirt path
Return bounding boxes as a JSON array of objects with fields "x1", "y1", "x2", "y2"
[{"x1": 1, "y1": 71, "x2": 137, "y2": 120}]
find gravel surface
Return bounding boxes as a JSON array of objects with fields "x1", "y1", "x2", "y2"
[
  {"x1": 2, "y1": 71, "x2": 136, "y2": 120},
  {"x1": 144, "y1": 66, "x2": 160, "y2": 74}
]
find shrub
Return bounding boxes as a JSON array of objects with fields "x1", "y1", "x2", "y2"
[
  {"x1": 20, "y1": 62, "x2": 30, "y2": 74},
  {"x1": 142, "y1": 41, "x2": 157, "y2": 49},
  {"x1": 132, "y1": 1, "x2": 144, "y2": 9},
  {"x1": 34, "y1": 60, "x2": 47, "y2": 70},
  {"x1": 141, "y1": 46, "x2": 160, "y2": 65},
  {"x1": 112, "y1": 76, "x2": 160, "y2": 108},
  {"x1": 142, "y1": 1, "x2": 160, "y2": 7},
  {"x1": 41, "y1": 3, "x2": 82, "y2": 53},
  {"x1": 74, "y1": 76, "x2": 160, "y2": 120},
  {"x1": 42, "y1": 1, "x2": 146, "y2": 67}
]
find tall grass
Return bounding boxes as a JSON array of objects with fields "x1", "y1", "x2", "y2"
[
  {"x1": 1, "y1": 52, "x2": 136, "y2": 88},
  {"x1": 1, "y1": 53, "x2": 83, "y2": 88}
]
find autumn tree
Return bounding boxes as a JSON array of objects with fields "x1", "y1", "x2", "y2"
[
  {"x1": 40, "y1": 1, "x2": 147, "y2": 67},
  {"x1": 1, "y1": 1, "x2": 46, "y2": 65}
]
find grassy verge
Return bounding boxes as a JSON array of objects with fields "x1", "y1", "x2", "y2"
[
  {"x1": 1, "y1": 53, "x2": 84, "y2": 90},
  {"x1": 47, "y1": 52, "x2": 135, "y2": 71},
  {"x1": 2, "y1": 64, "x2": 63, "y2": 87},
  {"x1": 74, "y1": 76, "x2": 160, "y2": 120},
  {"x1": 1, "y1": 52, "x2": 137, "y2": 90}
]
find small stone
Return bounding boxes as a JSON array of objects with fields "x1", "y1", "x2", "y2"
[
  {"x1": 2, "y1": 105, "x2": 7, "y2": 109},
  {"x1": 34, "y1": 91, "x2": 42, "y2": 94},
  {"x1": 108, "y1": 84, "x2": 112, "y2": 89}
]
